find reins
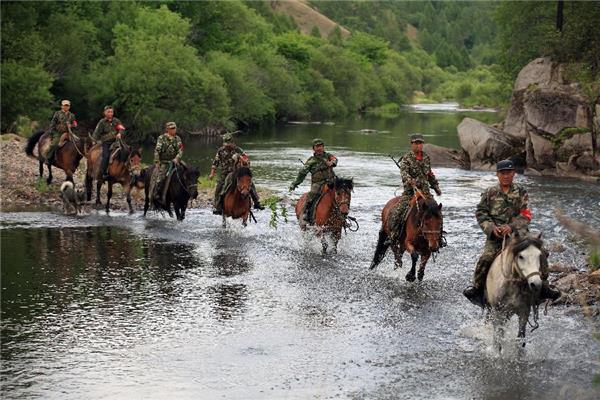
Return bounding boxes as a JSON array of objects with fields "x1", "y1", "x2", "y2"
[{"x1": 330, "y1": 185, "x2": 359, "y2": 234}]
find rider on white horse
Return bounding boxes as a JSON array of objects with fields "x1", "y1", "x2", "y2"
[{"x1": 463, "y1": 159, "x2": 561, "y2": 306}]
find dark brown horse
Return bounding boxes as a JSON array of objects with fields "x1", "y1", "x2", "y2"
[
  {"x1": 294, "y1": 177, "x2": 354, "y2": 254},
  {"x1": 85, "y1": 141, "x2": 141, "y2": 214},
  {"x1": 25, "y1": 130, "x2": 91, "y2": 184},
  {"x1": 222, "y1": 166, "x2": 253, "y2": 228},
  {"x1": 370, "y1": 193, "x2": 444, "y2": 282}
]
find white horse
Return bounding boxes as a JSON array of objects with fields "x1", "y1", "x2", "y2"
[{"x1": 485, "y1": 232, "x2": 544, "y2": 351}]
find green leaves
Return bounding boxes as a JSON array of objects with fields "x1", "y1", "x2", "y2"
[{"x1": 263, "y1": 195, "x2": 289, "y2": 229}]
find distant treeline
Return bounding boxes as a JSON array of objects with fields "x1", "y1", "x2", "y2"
[{"x1": 1, "y1": 1, "x2": 597, "y2": 141}]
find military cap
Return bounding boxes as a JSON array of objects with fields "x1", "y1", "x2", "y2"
[
  {"x1": 496, "y1": 159, "x2": 515, "y2": 171},
  {"x1": 312, "y1": 138, "x2": 324, "y2": 146},
  {"x1": 103, "y1": 105, "x2": 113, "y2": 111},
  {"x1": 410, "y1": 133, "x2": 425, "y2": 143},
  {"x1": 222, "y1": 132, "x2": 234, "y2": 142},
  {"x1": 166, "y1": 121, "x2": 177, "y2": 129},
  {"x1": 61, "y1": 99, "x2": 71, "y2": 106}
]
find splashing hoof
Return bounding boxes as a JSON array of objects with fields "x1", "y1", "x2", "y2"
[
  {"x1": 405, "y1": 273, "x2": 416, "y2": 282},
  {"x1": 417, "y1": 271, "x2": 424, "y2": 281}
]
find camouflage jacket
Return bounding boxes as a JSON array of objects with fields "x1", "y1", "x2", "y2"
[
  {"x1": 400, "y1": 151, "x2": 439, "y2": 195},
  {"x1": 49, "y1": 111, "x2": 76, "y2": 136},
  {"x1": 291, "y1": 152, "x2": 337, "y2": 188},
  {"x1": 212, "y1": 145, "x2": 245, "y2": 176},
  {"x1": 154, "y1": 133, "x2": 183, "y2": 164},
  {"x1": 93, "y1": 117, "x2": 124, "y2": 143},
  {"x1": 476, "y1": 183, "x2": 531, "y2": 239}
]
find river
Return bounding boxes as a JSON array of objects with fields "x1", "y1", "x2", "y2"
[{"x1": 2, "y1": 107, "x2": 599, "y2": 399}]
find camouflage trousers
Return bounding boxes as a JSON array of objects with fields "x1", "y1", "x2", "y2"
[
  {"x1": 387, "y1": 194, "x2": 412, "y2": 241},
  {"x1": 45, "y1": 133, "x2": 62, "y2": 161},
  {"x1": 302, "y1": 182, "x2": 324, "y2": 223},
  {"x1": 149, "y1": 163, "x2": 170, "y2": 205},
  {"x1": 473, "y1": 238, "x2": 549, "y2": 290}
]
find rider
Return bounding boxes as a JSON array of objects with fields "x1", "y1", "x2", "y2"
[
  {"x1": 385, "y1": 133, "x2": 441, "y2": 245},
  {"x1": 288, "y1": 138, "x2": 338, "y2": 227},
  {"x1": 463, "y1": 159, "x2": 561, "y2": 306},
  {"x1": 46, "y1": 100, "x2": 78, "y2": 165},
  {"x1": 209, "y1": 132, "x2": 264, "y2": 215},
  {"x1": 149, "y1": 121, "x2": 183, "y2": 206},
  {"x1": 92, "y1": 105, "x2": 126, "y2": 180}
]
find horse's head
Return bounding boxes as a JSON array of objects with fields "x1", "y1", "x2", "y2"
[
  {"x1": 233, "y1": 166, "x2": 252, "y2": 198},
  {"x1": 510, "y1": 232, "x2": 543, "y2": 293},
  {"x1": 184, "y1": 166, "x2": 200, "y2": 199},
  {"x1": 333, "y1": 177, "x2": 353, "y2": 216},
  {"x1": 420, "y1": 197, "x2": 443, "y2": 251}
]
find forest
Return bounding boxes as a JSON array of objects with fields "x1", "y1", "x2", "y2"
[{"x1": 1, "y1": 1, "x2": 598, "y2": 141}]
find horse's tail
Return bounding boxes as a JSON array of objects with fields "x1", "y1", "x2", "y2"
[
  {"x1": 370, "y1": 229, "x2": 390, "y2": 269},
  {"x1": 25, "y1": 130, "x2": 45, "y2": 157}
]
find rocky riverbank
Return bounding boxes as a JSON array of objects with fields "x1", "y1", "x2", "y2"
[
  {"x1": 457, "y1": 57, "x2": 600, "y2": 181},
  {"x1": 0, "y1": 134, "x2": 257, "y2": 213}
]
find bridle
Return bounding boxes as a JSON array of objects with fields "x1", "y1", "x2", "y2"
[
  {"x1": 331, "y1": 184, "x2": 359, "y2": 233},
  {"x1": 174, "y1": 165, "x2": 198, "y2": 197}
]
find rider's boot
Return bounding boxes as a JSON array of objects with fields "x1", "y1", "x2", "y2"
[
  {"x1": 250, "y1": 189, "x2": 265, "y2": 210},
  {"x1": 540, "y1": 281, "x2": 561, "y2": 302},
  {"x1": 46, "y1": 146, "x2": 57, "y2": 166},
  {"x1": 213, "y1": 196, "x2": 223, "y2": 215},
  {"x1": 383, "y1": 223, "x2": 403, "y2": 246}
]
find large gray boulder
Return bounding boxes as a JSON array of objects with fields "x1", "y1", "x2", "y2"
[
  {"x1": 423, "y1": 143, "x2": 467, "y2": 168},
  {"x1": 457, "y1": 118, "x2": 524, "y2": 170}
]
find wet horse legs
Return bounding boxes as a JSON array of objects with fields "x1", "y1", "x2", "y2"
[{"x1": 406, "y1": 252, "x2": 418, "y2": 282}]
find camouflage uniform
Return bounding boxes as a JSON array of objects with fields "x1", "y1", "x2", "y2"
[
  {"x1": 290, "y1": 151, "x2": 337, "y2": 223},
  {"x1": 472, "y1": 183, "x2": 548, "y2": 290},
  {"x1": 93, "y1": 117, "x2": 125, "y2": 177},
  {"x1": 149, "y1": 133, "x2": 183, "y2": 204},
  {"x1": 388, "y1": 151, "x2": 440, "y2": 239},
  {"x1": 212, "y1": 144, "x2": 243, "y2": 211},
  {"x1": 46, "y1": 110, "x2": 77, "y2": 162}
]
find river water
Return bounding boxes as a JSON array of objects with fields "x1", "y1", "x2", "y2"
[{"x1": 2, "y1": 108, "x2": 599, "y2": 399}]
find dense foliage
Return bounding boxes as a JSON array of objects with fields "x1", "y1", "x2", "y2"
[{"x1": 1, "y1": 1, "x2": 596, "y2": 139}]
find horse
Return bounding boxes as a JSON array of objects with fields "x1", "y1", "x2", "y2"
[
  {"x1": 142, "y1": 163, "x2": 200, "y2": 221},
  {"x1": 294, "y1": 177, "x2": 354, "y2": 254},
  {"x1": 84, "y1": 140, "x2": 141, "y2": 214},
  {"x1": 25, "y1": 130, "x2": 91, "y2": 184},
  {"x1": 370, "y1": 193, "x2": 444, "y2": 282},
  {"x1": 485, "y1": 232, "x2": 544, "y2": 351},
  {"x1": 221, "y1": 166, "x2": 253, "y2": 228}
]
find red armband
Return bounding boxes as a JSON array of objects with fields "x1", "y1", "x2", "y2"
[
  {"x1": 72, "y1": 120, "x2": 78, "y2": 127},
  {"x1": 427, "y1": 171, "x2": 435, "y2": 177},
  {"x1": 116, "y1": 124, "x2": 125, "y2": 131},
  {"x1": 179, "y1": 143, "x2": 184, "y2": 150},
  {"x1": 520, "y1": 209, "x2": 532, "y2": 221}
]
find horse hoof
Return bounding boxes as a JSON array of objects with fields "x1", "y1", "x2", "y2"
[
  {"x1": 417, "y1": 273, "x2": 424, "y2": 281},
  {"x1": 405, "y1": 274, "x2": 416, "y2": 282}
]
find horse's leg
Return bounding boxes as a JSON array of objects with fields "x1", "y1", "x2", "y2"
[
  {"x1": 143, "y1": 186, "x2": 149, "y2": 217},
  {"x1": 417, "y1": 251, "x2": 431, "y2": 281},
  {"x1": 492, "y1": 313, "x2": 506, "y2": 354},
  {"x1": 166, "y1": 201, "x2": 173, "y2": 218},
  {"x1": 105, "y1": 181, "x2": 112, "y2": 214},
  {"x1": 38, "y1": 159, "x2": 44, "y2": 179},
  {"x1": 125, "y1": 184, "x2": 134, "y2": 214},
  {"x1": 222, "y1": 214, "x2": 226, "y2": 228},
  {"x1": 85, "y1": 175, "x2": 93, "y2": 202},
  {"x1": 331, "y1": 228, "x2": 342, "y2": 254},
  {"x1": 405, "y1": 252, "x2": 418, "y2": 282},
  {"x1": 391, "y1": 242, "x2": 404, "y2": 270},
  {"x1": 96, "y1": 180, "x2": 102, "y2": 206},
  {"x1": 517, "y1": 310, "x2": 529, "y2": 348},
  {"x1": 47, "y1": 164, "x2": 53, "y2": 185},
  {"x1": 174, "y1": 203, "x2": 182, "y2": 221},
  {"x1": 181, "y1": 203, "x2": 187, "y2": 220}
]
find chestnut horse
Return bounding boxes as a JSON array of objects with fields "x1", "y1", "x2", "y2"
[
  {"x1": 25, "y1": 130, "x2": 91, "y2": 184},
  {"x1": 85, "y1": 140, "x2": 141, "y2": 214},
  {"x1": 294, "y1": 177, "x2": 354, "y2": 254},
  {"x1": 370, "y1": 193, "x2": 444, "y2": 282},
  {"x1": 222, "y1": 166, "x2": 253, "y2": 228}
]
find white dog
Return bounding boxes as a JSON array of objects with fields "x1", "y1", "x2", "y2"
[{"x1": 60, "y1": 181, "x2": 85, "y2": 215}]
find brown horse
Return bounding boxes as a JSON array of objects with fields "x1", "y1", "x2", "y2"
[
  {"x1": 222, "y1": 166, "x2": 253, "y2": 228},
  {"x1": 25, "y1": 130, "x2": 91, "y2": 184},
  {"x1": 294, "y1": 177, "x2": 354, "y2": 254},
  {"x1": 85, "y1": 140, "x2": 141, "y2": 214},
  {"x1": 370, "y1": 193, "x2": 444, "y2": 282}
]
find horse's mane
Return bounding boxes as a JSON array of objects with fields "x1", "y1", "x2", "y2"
[
  {"x1": 422, "y1": 197, "x2": 442, "y2": 218},
  {"x1": 233, "y1": 166, "x2": 252, "y2": 179},
  {"x1": 113, "y1": 143, "x2": 140, "y2": 162},
  {"x1": 510, "y1": 235, "x2": 543, "y2": 255},
  {"x1": 335, "y1": 177, "x2": 353, "y2": 191}
]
